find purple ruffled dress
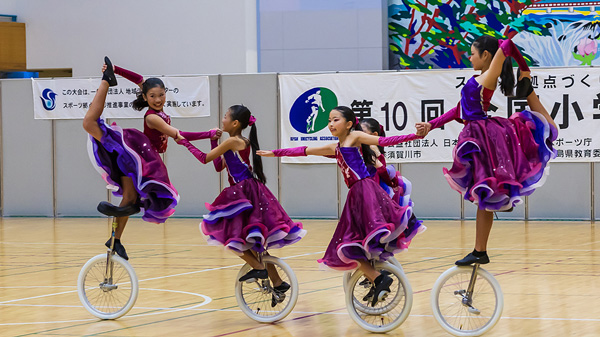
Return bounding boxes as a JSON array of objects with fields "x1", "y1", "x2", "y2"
[
  {"x1": 318, "y1": 146, "x2": 425, "y2": 271},
  {"x1": 201, "y1": 147, "x2": 306, "y2": 255},
  {"x1": 445, "y1": 76, "x2": 558, "y2": 211},
  {"x1": 87, "y1": 109, "x2": 179, "y2": 223}
]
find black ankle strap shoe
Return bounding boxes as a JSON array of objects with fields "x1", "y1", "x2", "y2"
[
  {"x1": 105, "y1": 238, "x2": 129, "y2": 260},
  {"x1": 102, "y1": 56, "x2": 118, "y2": 87}
]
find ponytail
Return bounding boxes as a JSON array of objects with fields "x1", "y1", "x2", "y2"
[
  {"x1": 473, "y1": 35, "x2": 515, "y2": 97},
  {"x1": 354, "y1": 122, "x2": 376, "y2": 167},
  {"x1": 132, "y1": 93, "x2": 148, "y2": 111},
  {"x1": 248, "y1": 123, "x2": 267, "y2": 184},
  {"x1": 229, "y1": 104, "x2": 266, "y2": 184},
  {"x1": 360, "y1": 118, "x2": 386, "y2": 154},
  {"x1": 499, "y1": 57, "x2": 515, "y2": 96}
]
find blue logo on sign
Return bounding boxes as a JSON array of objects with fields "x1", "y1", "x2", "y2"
[
  {"x1": 40, "y1": 88, "x2": 57, "y2": 111},
  {"x1": 289, "y1": 87, "x2": 338, "y2": 134}
]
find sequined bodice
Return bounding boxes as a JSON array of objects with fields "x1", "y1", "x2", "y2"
[
  {"x1": 459, "y1": 76, "x2": 495, "y2": 121},
  {"x1": 223, "y1": 147, "x2": 253, "y2": 185},
  {"x1": 143, "y1": 109, "x2": 171, "y2": 153},
  {"x1": 336, "y1": 146, "x2": 371, "y2": 188}
]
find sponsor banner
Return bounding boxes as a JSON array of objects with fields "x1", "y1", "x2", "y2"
[
  {"x1": 33, "y1": 76, "x2": 210, "y2": 119},
  {"x1": 280, "y1": 68, "x2": 600, "y2": 163}
]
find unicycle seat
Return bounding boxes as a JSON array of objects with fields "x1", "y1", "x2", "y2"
[{"x1": 97, "y1": 201, "x2": 140, "y2": 217}]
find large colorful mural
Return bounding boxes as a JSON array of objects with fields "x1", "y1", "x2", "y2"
[{"x1": 389, "y1": 0, "x2": 600, "y2": 69}]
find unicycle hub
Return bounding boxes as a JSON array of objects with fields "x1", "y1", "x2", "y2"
[{"x1": 99, "y1": 282, "x2": 118, "y2": 292}]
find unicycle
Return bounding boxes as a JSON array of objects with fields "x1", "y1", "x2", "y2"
[
  {"x1": 235, "y1": 251, "x2": 299, "y2": 323},
  {"x1": 343, "y1": 257, "x2": 413, "y2": 333},
  {"x1": 431, "y1": 263, "x2": 503, "y2": 336},
  {"x1": 77, "y1": 202, "x2": 139, "y2": 319}
]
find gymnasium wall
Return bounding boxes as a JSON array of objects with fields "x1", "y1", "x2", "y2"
[
  {"x1": 0, "y1": 73, "x2": 594, "y2": 220},
  {"x1": 0, "y1": 0, "x2": 258, "y2": 76},
  {"x1": 258, "y1": 0, "x2": 389, "y2": 72}
]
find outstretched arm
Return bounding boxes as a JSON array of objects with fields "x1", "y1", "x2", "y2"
[
  {"x1": 178, "y1": 137, "x2": 239, "y2": 164},
  {"x1": 257, "y1": 143, "x2": 336, "y2": 157},
  {"x1": 415, "y1": 105, "x2": 461, "y2": 137},
  {"x1": 114, "y1": 65, "x2": 144, "y2": 88},
  {"x1": 179, "y1": 129, "x2": 221, "y2": 141},
  {"x1": 351, "y1": 130, "x2": 421, "y2": 147}
]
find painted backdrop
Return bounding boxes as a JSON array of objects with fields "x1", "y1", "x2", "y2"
[{"x1": 389, "y1": 0, "x2": 600, "y2": 69}]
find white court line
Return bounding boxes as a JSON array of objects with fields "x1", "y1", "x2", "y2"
[
  {"x1": 0, "y1": 288, "x2": 212, "y2": 326},
  {"x1": 137, "y1": 250, "x2": 324, "y2": 283},
  {"x1": 0, "y1": 250, "x2": 325, "y2": 305},
  {"x1": 0, "y1": 289, "x2": 81, "y2": 305}
]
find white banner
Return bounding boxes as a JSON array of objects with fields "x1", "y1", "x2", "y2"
[
  {"x1": 33, "y1": 76, "x2": 210, "y2": 119},
  {"x1": 279, "y1": 68, "x2": 600, "y2": 163}
]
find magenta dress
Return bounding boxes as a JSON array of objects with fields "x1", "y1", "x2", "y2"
[
  {"x1": 201, "y1": 146, "x2": 306, "y2": 255},
  {"x1": 88, "y1": 109, "x2": 179, "y2": 223},
  {"x1": 437, "y1": 76, "x2": 557, "y2": 211},
  {"x1": 317, "y1": 146, "x2": 424, "y2": 271}
]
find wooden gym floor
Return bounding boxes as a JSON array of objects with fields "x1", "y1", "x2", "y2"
[{"x1": 0, "y1": 218, "x2": 599, "y2": 336}]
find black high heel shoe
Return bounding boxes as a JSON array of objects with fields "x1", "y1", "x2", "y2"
[{"x1": 102, "y1": 56, "x2": 118, "y2": 87}]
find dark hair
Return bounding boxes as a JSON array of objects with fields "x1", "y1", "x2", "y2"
[
  {"x1": 132, "y1": 78, "x2": 165, "y2": 111},
  {"x1": 360, "y1": 118, "x2": 386, "y2": 154},
  {"x1": 472, "y1": 35, "x2": 515, "y2": 96},
  {"x1": 229, "y1": 105, "x2": 266, "y2": 184},
  {"x1": 332, "y1": 106, "x2": 376, "y2": 167}
]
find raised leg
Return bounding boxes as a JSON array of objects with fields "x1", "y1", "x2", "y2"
[{"x1": 83, "y1": 81, "x2": 109, "y2": 141}]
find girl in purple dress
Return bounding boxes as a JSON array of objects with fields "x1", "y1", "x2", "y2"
[
  {"x1": 83, "y1": 57, "x2": 218, "y2": 260},
  {"x1": 415, "y1": 36, "x2": 558, "y2": 266},
  {"x1": 258, "y1": 106, "x2": 425, "y2": 306},
  {"x1": 360, "y1": 118, "x2": 414, "y2": 209},
  {"x1": 176, "y1": 105, "x2": 305, "y2": 298}
]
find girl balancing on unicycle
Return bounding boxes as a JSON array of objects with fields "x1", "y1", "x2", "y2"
[
  {"x1": 259, "y1": 106, "x2": 425, "y2": 332},
  {"x1": 417, "y1": 35, "x2": 557, "y2": 336}
]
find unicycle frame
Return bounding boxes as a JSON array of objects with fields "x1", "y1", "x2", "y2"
[
  {"x1": 247, "y1": 251, "x2": 284, "y2": 302},
  {"x1": 101, "y1": 218, "x2": 118, "y2": 291},
  {"x1": 461, "y1": 263, "x2": 480, "y2": 308},
  {"x1": 235, "y1": 251, "x2": 299, "y2": 323}
]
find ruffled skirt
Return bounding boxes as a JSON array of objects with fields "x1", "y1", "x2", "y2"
[
  {"x1": 87, "y1": 118, "x2": 179, "y2": 223},
  {"x1": 201, "y1": 178, "x2": 306, "y2": 254},
  {"x1": 318, "y1": 178, "x2": 425, "y2": 271},
  {"x1": 444, "y1": 110, "x2": 557, "y2": 211}
]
